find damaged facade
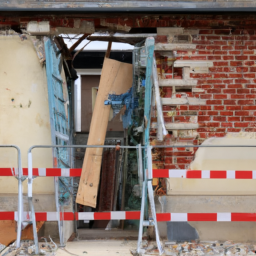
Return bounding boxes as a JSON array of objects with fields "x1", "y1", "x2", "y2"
[{"x1": 2, "y1": 2, "x2": 256, "y2": 254}]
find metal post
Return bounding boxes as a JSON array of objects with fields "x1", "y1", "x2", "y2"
[
  {"x1": 27, "y1": 151, "x2": 39, "y2": 254},
  {"x1": 137, "y1": 144, "x2": 143, "y2": 197},
  {"x1": 147, "y1": 146, "x2": 164, "y2": 255}
]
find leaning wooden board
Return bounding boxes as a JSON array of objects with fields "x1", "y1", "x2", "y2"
[{"x1": 76, "y1": 57, "x2": 133, "y2": 208}]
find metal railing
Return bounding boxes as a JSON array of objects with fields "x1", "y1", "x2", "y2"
[{"x1": 0, "y1": 145, "x2": 23, "y2": 248}]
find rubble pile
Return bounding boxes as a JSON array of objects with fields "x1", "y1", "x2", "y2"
[{"x1": 133, "y1": 240, "x2": 256, "y2": 255}]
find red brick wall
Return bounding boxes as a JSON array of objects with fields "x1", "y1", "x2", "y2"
[{"x1": 151, "y1": 28, "x2": 256, "y2": 170}]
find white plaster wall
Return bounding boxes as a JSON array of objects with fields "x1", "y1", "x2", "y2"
[{"x1": 0, "y1": 35, "x2": 54, "y2": 194}]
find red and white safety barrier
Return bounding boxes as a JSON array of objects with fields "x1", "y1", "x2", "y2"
[
  {"x1": 0, "y1": 168, "x2": 82, "y2": 177},
  {"x1": 2, "y1": 168, "x2": 256, "y2": 179},
  {"x1": 1, "y1": 211, "x2": 256, "y2": 222},
  {"x1": 153, "y1": 169, "x2": 256, "y2": 179}
]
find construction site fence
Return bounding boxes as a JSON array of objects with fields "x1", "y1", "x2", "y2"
[{"x1": 1, "y1": 144, "x2": 256, "y2": 255}]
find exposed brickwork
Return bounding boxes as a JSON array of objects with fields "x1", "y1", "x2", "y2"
[{"x1": 152, "y1": 27, "x2": 256, "y2": 170}]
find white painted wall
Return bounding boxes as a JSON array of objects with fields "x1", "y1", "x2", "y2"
[{"x1": 0, "y1": 36, "x2": 54, "y2": 194}]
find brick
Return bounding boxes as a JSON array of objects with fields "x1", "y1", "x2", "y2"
[
  {"x1": 223, "y1": 56, "x2": 234, "y2": 60},
  {"x1": 206, "y1": 122, "x2": 220, "y2": 127},
  {"x1": 227, "y1": 128, "x2": 241, "y2": 132},
  {"x1": 213, "y1": 74, "x2": 228, "y2": 78},
  {"x1": 222, "y1": 36, "x2": 235, "y2": 40},
  {"x1": 213, "y1": 116, "x2": 226, "y2": 121},
  {"x1": 234, "y1": 122, "x2": 249, "y2": 127},
  {"x1": 235, "y1": 56, "x2": 248, "y2": 60},
  {"x1": 250, "y1": 67, "x2": 256, "y2": 72},
  {"x1": 191, "y1": 73, "x2": 212, "y2": 79},
  {"x1": 222, "y1": 46, "x2": 233, "y2": 50},
  {"x1": 214, "y1": 84, "x2": 225, "y2": 88},
  {"x1": 235, "y1": 46, "x2": 248, "y2": 50},
  {"x1": 215, "y1": 30, "x2": 231, "y2": 35},
  {"x1": 214, "y1": 94, "x2": 227, "y2": 99},
  {"x1": 248, "y1": 46, "x2": 256, "y2": 50},
  {"x1": 237, "y1": 100, "x2": 254, "y2": 105},
  {"x1": 201, "y1": 85, "x2": 212, "y2": 89},
  {"x1": 231, "y1": 94, "x2": 245, "y2": 99},
  {"x1": 179, "y1": 106, "x2": 188, "y2": 110},
  {"x1": 216, "y1": 128, "x2": 226, "y2": 132},
  {"x1": 250, "y1": 56, "x2": 256, "y2": 60},
  {"x1": 230, "y1": 61, "x2": 243, "y2": 66},
  {"x1": 235, "y1": 111, "x2": 249, "y2": 116},
  {"x1": 228, "y1": 117, "x2": 241, "y2": 122},
  {"x1": 237, "y1": 67, "x2": 249, "y2": 72},
  {"x1": 201, "y1": 94, "x2": 212, "y2": 99},
  {"x1": 214, "y1": 41, "x2": 227, "y2": 45},
  {"x1": 207, "y1": 88, "x2": 221, "y2": 93},
  {"x1": 228, "y1": 84, "x2": 243, "y2": 89},
  {"x1": 229, "y1": 51, "x2": 241, "y2": 55},
  {"x1": 244, "y1": 50, "x2": 254, "y2": 54},
  {"x1": 198, "y1": 116, "x2": 211, "y2": 121},
  {"x1": 221, "y1": 122, "x2": 233, "y2": 127},
  {"x1": 244, "y1": 73, "x2": 255, "y2": 78},
  {"x1": 206, "y1": 46, "x2": 221, "y2": 50},
  {"x1": 220, "y1": 111, "x2": 233, "y2": 116},
  {"x1": 237, "y1": 89, "x2": 250, "y2": 93},
  {"x1": 214, "y1": 106, "x2": 224, "y2": 110},
  {"x1": 246, "y1": 94, "x2": 256, "y2": 98},
  {"x1": 215, "y1": 51, "x2": 228, "y2": 55},
  {"x1": 198, "y1": 111, "x2": 207, "y2": 115},
  {"x1": 198, "y1": 50, "x2": 214, "y2": 54},
  {"x1": 245, "y1": 61, "x2": 255, "y2": 66},
  {"x1": 223, "y1": 89, "x2": 236, "y2": 93},
  {"x1": 189, "y1": 106, "x2": 200, "y2": 110},
  {"x1": 223, "y1": 79, "x2": 234, "y2": 84},
  {"x1": 190, "y1": 56, "x2": 207, "y2": 60},
  {"x1": 200, "y1": 30, "x2": 213, "y2": 34},
  {"x1": 247, "y1": 84, "x2": 256, "y2": 88},
  {"x1": 201, "y1": 105, "x2": 212, "y2": 110},
  {"x1": 235, "y1": 79, "x2": 249, "y2": 83},
  {"x1": 213, "y1": 61, "x2": 229, "y2": 66},
  {"x1": 224, "y1": 100, "x2": 236, "y2": 105},
  {"x1": 204, "y1": 36, "x2": 221, "y2": 40},
  {"x1": 196, "y1": 45, "x2": 206, "y2": 50},
  {"x1": 228, "y1": 74, "x2": 243, "y2": 78},
  {"x1": 226, "y1": 106, "x2": 241, "y2": 110},
  {"x1": 243, "y1": 117, "x2": 256, "y2": 121},
  {"x1": 208, "y1": 56, "x2": 222, "y2": 60},
  {"x1": 209, "y1": 67, "x2": 223, "y2": 72},
  {"x1": 208, "y1": 111, "x2": 218, "y2": 115},
  {"x1": 206, "y1": 100, "x2": 222, "y2": 105}
]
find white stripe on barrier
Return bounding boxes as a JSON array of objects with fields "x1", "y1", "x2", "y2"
[
  {"x1": 38, "y1": 168, "x2": 46, "y2": 176},
  {"x1": 78, "y1": 212, "x2": 94, "y2": 220},
  {"x1": 169, "y1": 169, "x2": 186, "y2": 178},
  {"x1": 217, "y1": 213, "x2": 231, "y2": 222},
  {"x1": 202, "y1": 170, "x2": 210, "y2": 179},
  {"x1": 253, "y1": 170, "x2": 256, "y2": 179},
  {"x1": 171, "y1": 213, "x2": 187, "y2": 222},
  {"x1": 47, "y1": 212, "x2": 58, "y2": 221},
  {"x1": 227, "y1": 170, "x2": 235, "y2": 179},
  {"x1": 61, "y1": 169, "x2": 70, "y2": 177},
  {"x1": 111, "y1": 211, "x2": 126, "y2": 220}
]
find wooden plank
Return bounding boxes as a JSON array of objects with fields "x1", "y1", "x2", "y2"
[{"x1": 76, "y1": 57, "x2": 133, "y2": 208}]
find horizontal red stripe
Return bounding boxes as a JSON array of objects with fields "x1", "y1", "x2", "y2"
[
  {"x1": 232, "y1": 213, "x2": 256, "y2": 221},
  {"x1": 210, "y1": 171, "x2": 227, "y2": 179},
  {"x1": 156, "y1": 213, "x2": 171, "y2": 221},
  {"x1": 0, "y1": 212, "x2": 15, "y2": 220},
  {"x1": 63, "y1": 212, "x2": 74, "y2": 221},
  {"x1": 46, "y1": 168, "x2": 62, "y2": 176},
  {"x1": 153, "y1": 169, "x2": 169, "y2": 178},
  {"x1": 0, "y1": 168, "x2": 14, "y2": 176},
  {"x1": 35, "y1": 212, "x2": 47, "y2": 221},
  {"x1": 187, "y1": 170, "x2": 201, "y2": 178},
  {"x1": 236, "y1": 171, "x2": 252, "y2": 179},
  {"x1": 94, "y1": 212, "x2": 111, "y2": 220},
  {"x1": 126, "y1": 211, "x2": 140, "y2": 220},
  {"x1": 188, "y1": 213, "x2": 217, "y2": 221},
  {"x1": 70, "y1": 169, "x2": 82, "y2": 177}
]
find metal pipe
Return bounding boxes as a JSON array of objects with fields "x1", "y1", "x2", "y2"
[{"x1": 0, "y1": 145, "x2": 23, "y2": 248}]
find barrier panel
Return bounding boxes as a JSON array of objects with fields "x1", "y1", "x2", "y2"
[{"x1": 0, "y1": 145, "x2": 23, "y2": 249}]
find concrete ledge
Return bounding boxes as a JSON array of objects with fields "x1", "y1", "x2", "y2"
[{"x1": 159, "y1": 79, "x2": 197, "y2": 86}]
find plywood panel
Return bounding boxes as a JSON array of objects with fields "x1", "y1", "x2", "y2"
[{"x1": 76, "y1": 58, "x2": 132, "y2": 208}]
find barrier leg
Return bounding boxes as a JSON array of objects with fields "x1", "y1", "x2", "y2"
[
  {"x1": 137, "y1": 180, "x2": 146, "y2": 254},
  {"x1": 28, "y1": 152, "x2": 39, "y2": 254}
]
